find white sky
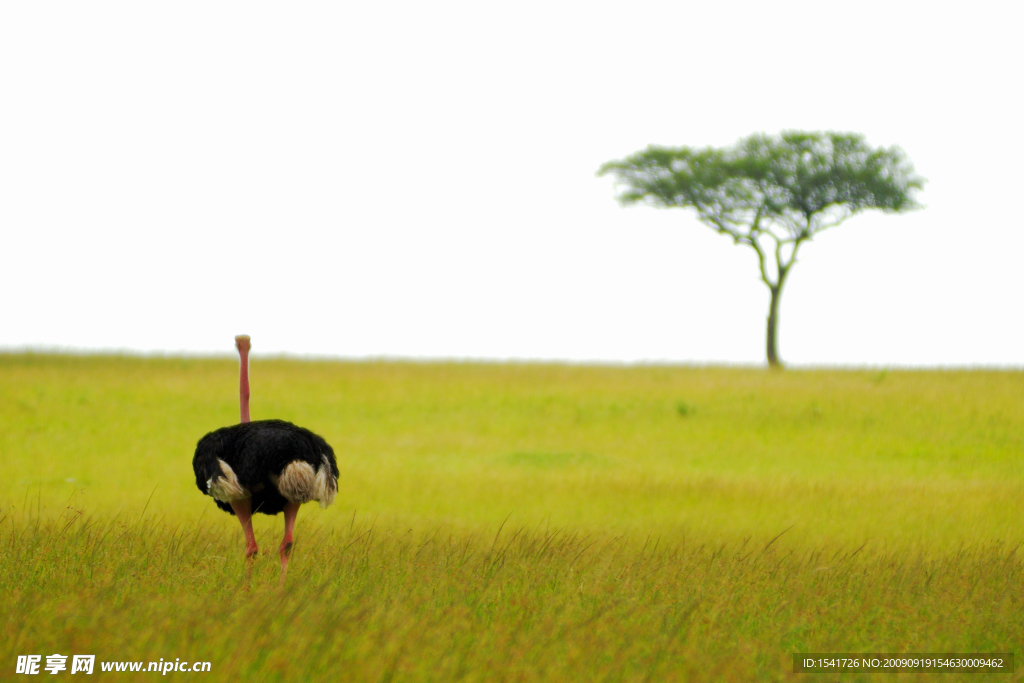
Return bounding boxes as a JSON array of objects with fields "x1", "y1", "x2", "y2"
[{"x1": 1, "y1": 1, "x2": 1021, "y2": 366}]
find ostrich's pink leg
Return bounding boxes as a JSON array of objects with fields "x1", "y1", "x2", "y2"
[
  {"x1": 230, "y1": 498, "x2": 259, "y2": 559},
  {"x1": 235, "y1": 335, "x2": 251, "y2": 423},
  {"x1": 279, "y1": 501, "x2": 300, "y2": 573}
]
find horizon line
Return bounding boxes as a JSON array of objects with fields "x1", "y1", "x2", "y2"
[{"x1": 1, "y1": 345, "x2": 1021, "y2": 372}]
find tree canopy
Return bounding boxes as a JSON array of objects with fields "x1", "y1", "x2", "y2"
[{"x1": 599, "y1": 131, "x2": 924, "y2": 367}]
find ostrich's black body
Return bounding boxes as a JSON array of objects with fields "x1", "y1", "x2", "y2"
[{"x1": 193, "y1": 419, "x2": 339, "y2": 516}]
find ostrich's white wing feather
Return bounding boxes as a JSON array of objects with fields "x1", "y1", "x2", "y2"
[{"x1": 207, "y1": 459, "x2": 250, "y2": 502}]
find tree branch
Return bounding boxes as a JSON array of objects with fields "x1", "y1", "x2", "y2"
[
  {"x1": 744, "y1": 219, "x2": 773, "y2": 288},
  {"x1": 704, "y1": 206, "x2": 776, "y2": 287},
  {"x1": 811, "y1": 208, "x2": 855, "y2": 235}
]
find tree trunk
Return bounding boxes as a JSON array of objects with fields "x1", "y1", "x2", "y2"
[{"x1": 766, "y1": 285, "x2": 782, "y2": 369}]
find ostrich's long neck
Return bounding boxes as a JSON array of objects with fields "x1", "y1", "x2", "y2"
[{"x1": 235, "y1": 335, "x2": 251, "y2": 423}]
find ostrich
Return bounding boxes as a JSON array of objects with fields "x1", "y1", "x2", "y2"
[{"x1": 192, "y1": 335, "x2": 339, "y2": 572}]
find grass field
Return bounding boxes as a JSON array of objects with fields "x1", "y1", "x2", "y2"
[{"x1": 2, "y1": 354, "x2": 1022, "y2": 681}]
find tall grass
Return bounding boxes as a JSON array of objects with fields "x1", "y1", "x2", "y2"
[{"x1": 3, "y1": 507, "x2": 1021, "y2": 682}]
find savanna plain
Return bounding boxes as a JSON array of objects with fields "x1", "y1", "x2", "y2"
[{"x1": 1, "y1": 354, "x2": 1022, "y2": 681}]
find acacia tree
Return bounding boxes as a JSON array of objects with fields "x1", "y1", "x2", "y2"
[{"x1": 598, "y1": 131, "x2": 924, "y2": 368}]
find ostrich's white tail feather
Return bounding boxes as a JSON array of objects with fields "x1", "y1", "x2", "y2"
[
  {"x1": 272, "y1": 456, "x2": 338, "y2": 507},
  {"x1": 273, "y1": 461, "x2": 317, "y2": 504},
  {"x1": 207, "y1": 459, "x2": 250, "y2": 502},
  {"x1": 314, "y1": 454, "x2": 337, "y2": 508}
]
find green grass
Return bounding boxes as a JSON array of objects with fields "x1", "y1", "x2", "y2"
[{"x1": 2, "y1": 354, "x2": 1022, "y2": 680}]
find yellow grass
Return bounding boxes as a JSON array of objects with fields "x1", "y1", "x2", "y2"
[{"x1": 2, "y1": 354, "x2": 1022, "y2": 680}]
